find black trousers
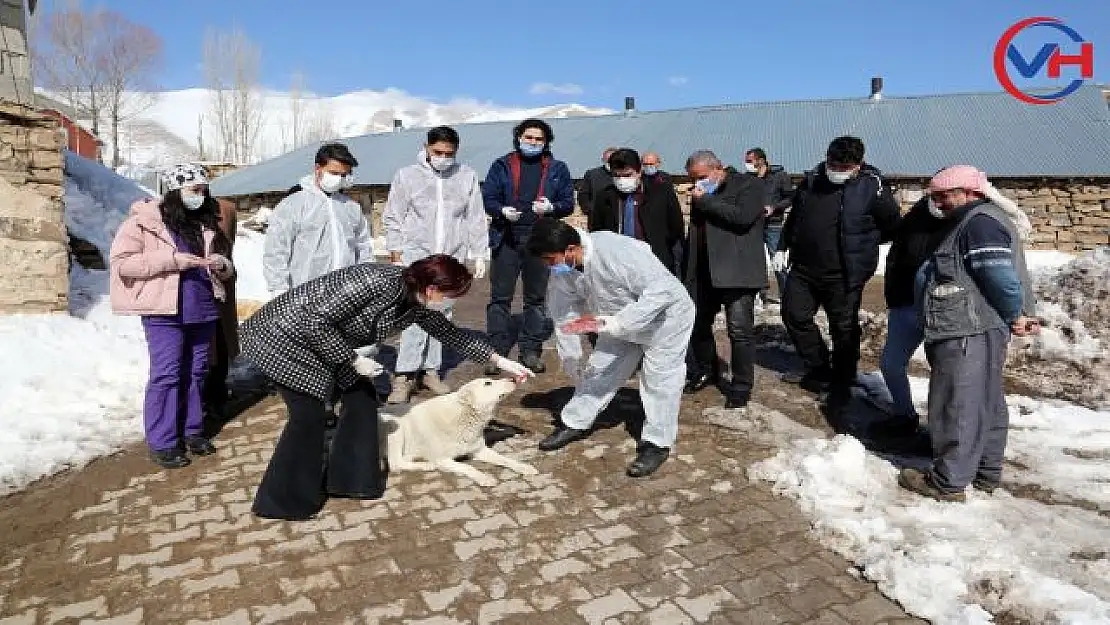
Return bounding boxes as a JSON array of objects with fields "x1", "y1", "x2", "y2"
[
  {"x1": 202, "y1": 327, "x2": 230, "y2": 412},
  {"x1": 781, "y1": 269, "x2": 863, "y2": 390},
  {"x1": 252, "y1": 380, "x2": 383, "y2": 520},
  {"x1": 689, "y1": 286, "x2": 759, "y2": 400},
  {"x1": 486, "y1": 240, "x2": 551, "y2": 357}
]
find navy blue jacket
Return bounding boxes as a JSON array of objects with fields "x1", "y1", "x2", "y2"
[
  {"x1": 482, "y1": 152, "x2": 574, "y2": 249},
  {"x1": 780, "y1": 162, "x2": 901, "y2": 289}
]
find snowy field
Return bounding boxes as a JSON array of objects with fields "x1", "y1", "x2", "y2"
[{"x1": 746, "y1": 374, "x2": 1110, "y2": 624}]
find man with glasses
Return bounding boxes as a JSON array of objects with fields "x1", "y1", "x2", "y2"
[{"x1": 774, "y1": 136, "x2": 900, "y2": 429}]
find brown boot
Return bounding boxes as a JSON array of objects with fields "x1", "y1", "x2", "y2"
[
  {"x1": 421, "y1": 370, "x2": 452, "y2": 396},
  {"x1": 387, "y1": 375, "x2": 414, "y2": 404},
  {"x1": 898, "y1": 468, "x2": 967, "y2": 503}
]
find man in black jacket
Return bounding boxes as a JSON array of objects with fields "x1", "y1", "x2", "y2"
[
  {"x1": 578, "y1": 147, "x2": 617, "y2": 221},
  {"x1": 589, "y1": 148, "x2": 685, "y2": 274},
  {"x1": 682, "y1": 150, "x2": 767, "y2": 409},
  {"x1": 745, "y1": 148, "x2": 793, "y2": 302},
  {"x1": 775, "y1": 136, "x2": 901, "y2": 426}
]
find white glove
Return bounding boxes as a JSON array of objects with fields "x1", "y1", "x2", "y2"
[
  {"x1": 352, "y1": 355, "x2": 385, "y2": 379},
  {"x1": 491, "y1": 354, "x2": 535, "y2": 380},
  {"x1": 561, "y1": 357, "x2": 583, "y2": 384},
  {"x1": 501, "y1": 207, "x2": 521, "y2": 222},
  {"x1": 596, "y1": 315, "x2": 623, "y2": 336},
  {"x1": 208, "y1": 253, "x2": 234, "y2": 278},
  {"x1": 472, "y1": 258, "x2": 487, "y2": 279},
  {"x1": 771, "y1": 250, "x2": 790, "y2": 273},
  {"x1": 532, "y1": 197, "x2": 554, "y2": 215}
]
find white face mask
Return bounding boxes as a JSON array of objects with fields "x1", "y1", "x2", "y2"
[
  {"x1": 928, "y1": 198, "x2": 946, "y2": 219},
  {"x1": 614, "y1": 176, "x2": 639, "y2": 194},
  {"x1": 319, "y1": 172, "x2": 346, "y2": 193},
  {"x1": 429, "y1": 156, "x2": 455, "y2": 172},
  {"x1": 743, "y1": 162, "x2": 758, "y2": 174},
  {"x1": 826, "y1": 169, "x2": 853, "y2": 185},
  {"x1": 182, "y1": 193, "x2": 206, "y2": 211}
]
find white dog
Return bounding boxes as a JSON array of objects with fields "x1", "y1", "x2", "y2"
[{"x1": 381, "y1": 377, "x2": 538, "y2": 486}]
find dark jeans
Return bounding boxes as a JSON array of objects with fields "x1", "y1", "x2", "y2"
[
  {"x1": 762, "y1": 225, "x2": 786, "y2": 297},
  {"x1": 689, "y1": 287, "x2": 758, "y2": 400},
  {"x1": 782, "y1": 268, "x2": 863, "y2": 390},
  {"x1": 252, "y1": 380, "x2": 383, "y2": 520},
  {"x1": 486, "y1": 240, "x2": 551, "y2": 357}
]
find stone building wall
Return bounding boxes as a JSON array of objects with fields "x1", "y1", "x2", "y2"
[
  {"x1": 0, "y1": 100, "x2": 68, "y2": 313},
  {"x1": 225, "y1": 177, "x2": 1110, "y2": 253}
]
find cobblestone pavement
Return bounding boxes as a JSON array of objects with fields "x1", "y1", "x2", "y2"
[{"x1": 0, "y1": 282, "x2": 925, "y2": 625}]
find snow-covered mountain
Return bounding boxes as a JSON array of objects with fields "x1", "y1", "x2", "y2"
[{"x1": 96, "y1": 88, "x2": 612, "y2": 169}]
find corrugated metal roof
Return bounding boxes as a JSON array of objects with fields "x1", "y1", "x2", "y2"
[{"x1": 211, "y1": 85, "x2": 1110, "y2": 196}]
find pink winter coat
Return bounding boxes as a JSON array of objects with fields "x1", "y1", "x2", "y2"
[{"x1": 109, "y1": 198, "x2": 235, "y2": 316}]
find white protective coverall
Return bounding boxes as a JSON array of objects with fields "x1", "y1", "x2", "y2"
[
  {"x1": 383, "y1": 151, "x2": 490, "y2": 373},
  {"x1": 262, "y1": 174, "x2": 374, "y2": 296},
  {"x1": 549, "y1": 229, "x2": 695, "y2": 448}
]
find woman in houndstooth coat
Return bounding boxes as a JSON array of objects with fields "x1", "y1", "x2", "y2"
[{"x1": 240, "y1": 255, "x2": 533, "y2": 521}]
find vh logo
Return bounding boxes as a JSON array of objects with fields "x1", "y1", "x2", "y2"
[{"x1": 994, "y1": 16, "x2": 1095, "y2": 104}]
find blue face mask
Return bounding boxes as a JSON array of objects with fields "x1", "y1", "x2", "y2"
[
  {"x1": 695, "y1": 178, "x2": 718, "y2": 195},
  {"x1": 643, "y1": 166, "x2": 658, "y2": 176},
  {"x1": 550, "y1": 263, "x2": 575, "y2": 275},
  {"x1": 519, "y1": 143, "x2": 544, "y2": 157}
]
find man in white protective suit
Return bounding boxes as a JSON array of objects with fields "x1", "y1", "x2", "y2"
[
  {"x1": 526, "y1": 217, "x2": 695, "y2": 477},
  {"x1": 262, "y1": 143, "x2": 374, "y2": 297},
  {"x1": 382, "y1": 126, "x2": 490, "y2": 403}
]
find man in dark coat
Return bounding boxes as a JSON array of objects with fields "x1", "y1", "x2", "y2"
[
  {"x1": 682, "y1": 150, "x2": 768, "y2": 409},
  {"x1": 577, "y1": 147, "x2": 617, "y2": 221},
  {"x1": 482, "y1": 119, "x2": 575, "y2": 373},
  {"x1": 588, "y1": 148, "x2": 685, "y2": 274},
  {"x1": 203, "y1": 197, "x2": 240, "y2": 429},
  {"x1": 775, "y1": 136, "x2": 901, "y2": 426},
  {"x1": 744, "y1": 148, "x2": 793, "y2": 302}
]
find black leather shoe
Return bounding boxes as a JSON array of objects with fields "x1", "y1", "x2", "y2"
[
  {"x1": 538, "y1": 426, "x2": 588, "y2": 451},
  {"x1": 868, "y1": 416, "x2": 921, "y2": 439},
  {"x1": 683, "y1": 373, "x2": 715, "y2": 394},
  {"x1": 150, "y1": 448, "x2": 190, "y2": 469},
  {"x1": 521, "y1": 353, "x2": 546, "y2": 374},
  {"x1": 184, "y1": 436, "x2": 217, "y2": 456},
  {"x1": 724, "y1": 396, "x2": 749, "y2": 410},
  {"x1": 627, "y1": 443, "x2": 670, "y2": 478},
  {"x1": 799, "y1": 370, "x2": 832, "y2": 394}
]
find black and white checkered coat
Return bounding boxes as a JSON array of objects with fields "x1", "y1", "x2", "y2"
[{"x1": 240, "y1": 263, "x2": 494, "y2": 401}]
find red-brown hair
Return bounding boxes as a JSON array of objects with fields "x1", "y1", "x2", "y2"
[{"x1": 403, "y1": 254, "x2": 473, "y2": 298}]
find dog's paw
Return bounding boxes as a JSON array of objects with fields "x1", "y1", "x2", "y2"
[
  {"x1": 517, "y1": 465, "x2": 540, "y2": 476},
  {"x1": 474, "y1": 476, "x2": 498, "y2": 487}
]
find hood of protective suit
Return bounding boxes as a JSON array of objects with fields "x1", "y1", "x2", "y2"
[
  {"x1": 261, "y1": 174, "x2": 373, "y2": 293},
  {"x1": 380, "y1": 154, "x2": 488, "y2": 263}
]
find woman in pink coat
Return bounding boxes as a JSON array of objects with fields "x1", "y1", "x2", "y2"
[{"x1": 109, "y1": 163, "x2": 235, "y2": 469}]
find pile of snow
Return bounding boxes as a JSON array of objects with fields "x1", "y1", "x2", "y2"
[
  {"x1": 1009, "y1": 247, "x2": 1110, "y2": 410},
  {"x1": 743, "y1": 376, "x2": 1110, "y2": 624},
  {"x1": 231, "y1": 228, "x2": 270, "y2": 304},
  {"x1": 0, "y1": 154, "x2": 152, "y2": 495}
]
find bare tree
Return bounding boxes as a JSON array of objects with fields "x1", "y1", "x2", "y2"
[
  {"x1": 203, "y1": 28, "x2": 265, "y2": 164},
  {"x1": 97, "y1": 12, "x2": 163, "y2": 167},
  {"x1": 34, "y1": 1, "x2": 105, "y2": 140},
  {"x1": 33, "y1": 2, "x2": 163, "y2": 167},
  {"x1": 288, "y1": 70, "x2": 305, "y2": 152},
  {"x1": 286, "y1": 71, "x2": 335, "y2": 149}
]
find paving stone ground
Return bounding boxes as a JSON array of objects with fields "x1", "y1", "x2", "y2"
[{"x1": 0, "y1": 280, "x2": 925, "y2": 624}]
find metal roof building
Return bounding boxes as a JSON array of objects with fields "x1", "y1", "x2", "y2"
[{"x1": 211, "y1": 85, "x2": 1110, "y2": 197}]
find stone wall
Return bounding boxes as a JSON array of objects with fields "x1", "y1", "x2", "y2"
[
  {"x1": 0, "y1": 100, "x2": 68, "y2": 313},
  {"x1": 225, "y1": 177, "x2": 1110, "y2": 253}
]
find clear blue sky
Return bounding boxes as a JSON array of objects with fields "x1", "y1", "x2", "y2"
[{"x1": 39, "y1": 0, "x2": 1109, "y2": 109}]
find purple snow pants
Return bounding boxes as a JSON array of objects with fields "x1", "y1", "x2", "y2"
[{"x1": 142, "y1": 320, "x2": 217, "y2": 451}]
